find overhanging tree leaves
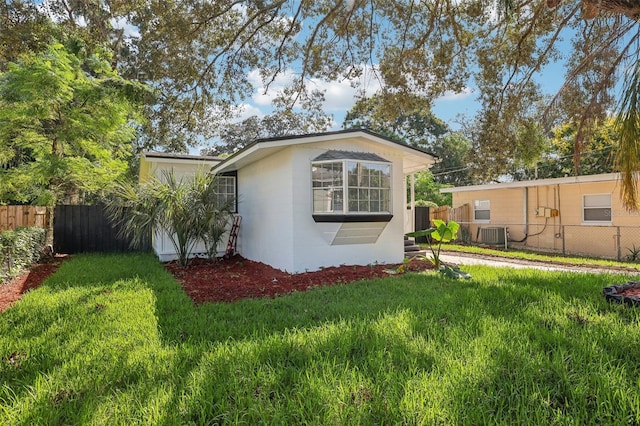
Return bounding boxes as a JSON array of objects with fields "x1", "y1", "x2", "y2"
[
  {"x1": 6, "y1": 1, "x2": 640, "y2": 206},
  {"x1": 202, "y1": 90, "x2": 333, "y2": 155},
  {"x1": 509, "y1": 118, "x2": 617, "y2": 180}
]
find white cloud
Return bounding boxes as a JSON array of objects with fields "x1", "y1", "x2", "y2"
[
  {"x1": 436, "y1": 87, "x2": 474, "y2": 102},
  {"x1": 235, "y1": 103, "x2": 265, "y2": 121},
  {"x1": 248, "y1": 65, "x2": 382, "y2": 113},
  {"x1": 248, "y1": 69, "x2": 294, "y2": 106}
]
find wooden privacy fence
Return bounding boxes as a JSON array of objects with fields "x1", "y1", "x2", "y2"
[
  {"x1": 0, "y1": 205, "x2": 49, "y2": 232},
  {"x1": 429, "y1": 204, "x2": 470, "y2": 224}
]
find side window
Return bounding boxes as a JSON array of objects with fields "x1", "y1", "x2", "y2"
[
  {"x1": 473, "y1": 199, "x2": 490, "y2": 222},
  {"x1": 583, "y1": 194, "x2": 611, "y2": 223},
  {"x1": 312, "y1": 162, "x2": 343, "y2": 213},
  {"x1": 214, "y1": 175, "x2": 237, "y2": 213}
]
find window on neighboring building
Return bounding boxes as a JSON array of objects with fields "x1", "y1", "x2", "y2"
[
  {"x1": 473, "y1": 199, "x2": 491, "y2": 222},
  {"x1": 214, "y1": 174, "x2": 237, "y2": 213},
  {"x1": 312, "y1": 151, "x2": 391, "y2": 218},
  {"x1": 583, "y1": 194, "x2": 611, "y2": 223}
]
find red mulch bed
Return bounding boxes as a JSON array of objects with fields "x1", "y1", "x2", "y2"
[
  {"x1": 0, "y1": 255, "x2": 434, "y2": 311},
  {"x1": 165, "y1": 256, "x2": 435, "y2": 304},
  {"x1": 0, "y1": 256, "x2": 67, "y2": 313}
]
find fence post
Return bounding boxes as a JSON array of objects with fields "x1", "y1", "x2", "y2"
[
  {"x1": 561, "y1": 225, "x2": 565, "y2": 255},
  {"x1": 616, "y1": 226, "x2": 621, "y2": 261}
]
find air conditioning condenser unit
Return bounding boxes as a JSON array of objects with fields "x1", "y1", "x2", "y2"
[{"x1": 480, "y1": 227, "x2": 506, "y2": 245}]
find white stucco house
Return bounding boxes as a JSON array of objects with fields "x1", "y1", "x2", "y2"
[{"x1": 141, "y1": 129, "x2": 437, "y2": 272}]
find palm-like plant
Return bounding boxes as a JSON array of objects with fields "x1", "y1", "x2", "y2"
[
  {"x1": 107, "y1": 170, "x2": 234, "y2": 267},
  {"x1": 189, "y1": 172, "x2": 235, "y2": 261},
  {"x1": 406, "y1": 219, "x2": 460, "y2": 268}
]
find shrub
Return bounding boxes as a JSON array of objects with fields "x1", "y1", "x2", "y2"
[{"x1": 0, "y1": 227, "x2": 47, "y2": 284}]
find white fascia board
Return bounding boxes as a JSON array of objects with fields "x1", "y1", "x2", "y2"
[
  {"x1": 212, "y1": 130, "x2": 436, "y2": 174},
  {"x1": 440, "y1": 172, "x2": 621, "y2": 193},
  {"x1": 210, "y1": 140, "x2": 290, "y2": 174}
]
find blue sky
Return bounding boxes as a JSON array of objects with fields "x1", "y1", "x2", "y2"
[
  {"x1": 243, "y1": 66, "x2": 480, "y2": 129},
  {"x1": 225, "y1": 56, "x2": 567, "y2": 139}
]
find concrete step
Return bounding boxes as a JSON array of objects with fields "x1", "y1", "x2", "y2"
[
  {"x1": 404, "y1": 238, "x2": 416, "y2": 246},
  {"x1": 405, "y1": 250, "x2": 428, "y2": 259}
]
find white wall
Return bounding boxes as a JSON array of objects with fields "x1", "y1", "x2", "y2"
[
  {"x1": 295, "y1": 140, "x2": 405, "y2": 272},
  {"x1": 236, "y1": 148, "x2": 295, "y2": 271},
  {"x1": 237, "y1": 137, "x2": 405, "y2": 272}
]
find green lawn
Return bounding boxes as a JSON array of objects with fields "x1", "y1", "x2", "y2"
[{"x1": 1, "y1": 253, "x2": 640, "y2": 424}]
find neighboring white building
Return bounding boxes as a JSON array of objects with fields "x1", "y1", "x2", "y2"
[{"x1": 141, "y1": 129, "x2": 437, "y2": 272}]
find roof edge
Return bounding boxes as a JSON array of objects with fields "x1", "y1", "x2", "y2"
[
  {"x1": 440, "y1": 172, "x2": 621, "y2": 193},
  {"x1": 255, "y1": 128, "x2": 438, "y2": 157},
  {"x1": 211, "y1": 128, "x2": 437, "y2": 173}
]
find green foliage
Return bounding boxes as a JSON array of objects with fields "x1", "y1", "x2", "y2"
[
  {"x1": 615, "y1": 60, "x2": 640, "y2": 210},
  {"x1": 626, "y1": 245, "x2": 640, "y2": 263},
  {"x1": 343, "y1": 93, "x2": 449, "y2": 145},
  {"x1": 4, "y1": 1, "x2": 639, "y2": 206},
  {"x1": 0, "y1": 227, "x2": 46, "y2": 283},
  {"x1": 429, "y1": 132, "x2": 473, "y2": 187},
  {"x1": 414, "y1": 199, "x2": 438, "y2": 208},
  {"x1": 408, "y1": 171, "x2": 452, "y2": 207},
  {"x1": 0, "y1": 43, "x2": 146, "y2": 206},
  {"x1": 407, "y1": 220, "x2": 463, "y2": 275},
  {"x1": 106, "y1": 170, "x2": 234, "y2": 267},
  {"x1": 0, "y1": 1, "x2": 55, "y2": 71},
  {"x1": 2, "y1": 253, "x2": 640, "y2": 423},
  {"x1": 509, "y1": 119, "x2": 617, "y2": 181}
]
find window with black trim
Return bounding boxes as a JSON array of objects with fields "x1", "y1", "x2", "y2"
[
  {"x1": 312, "y1": 158, "x2": 391, "y2": 216},
  {"x1": 214, "y1": 174, "x2": 237, "y2": 213}
]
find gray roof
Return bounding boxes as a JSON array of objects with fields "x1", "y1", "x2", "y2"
[
  {"x1": 313, "y1": 150, "x2": 390, "y2": 163},
  {"x1": 143, "y1": 152, "x2": 224, "y2": 162}
]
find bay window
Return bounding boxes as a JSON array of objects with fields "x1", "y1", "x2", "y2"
[{"x1": 312, "y1": 152, "x2": 392, "y2": 222}]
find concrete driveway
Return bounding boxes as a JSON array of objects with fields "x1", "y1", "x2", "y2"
[{"x1": 439, "y1": 251, "x2": 640, "y2": 275}]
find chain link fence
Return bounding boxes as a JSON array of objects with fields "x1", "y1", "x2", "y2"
[{"x1": 455, "y1": 222, "x2": 640, "y2": 261}]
